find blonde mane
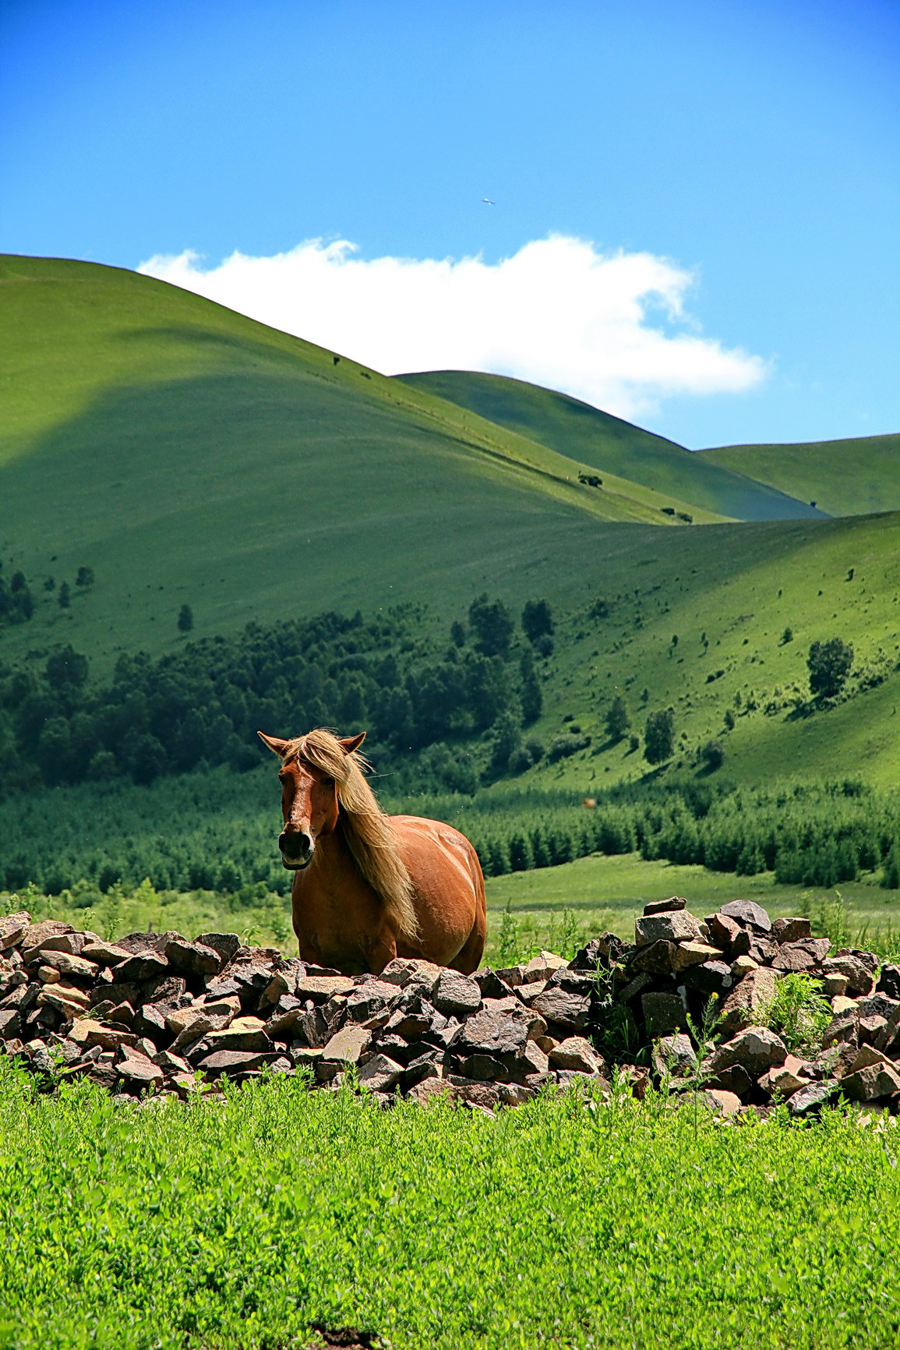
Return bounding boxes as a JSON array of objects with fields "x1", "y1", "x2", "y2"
[{"x1": 283, "y1": 728, "x2": 419, "y2": 941}]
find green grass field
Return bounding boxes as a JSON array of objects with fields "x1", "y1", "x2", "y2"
[
  {"x1": 701, "y1": 432, "x2": 900, "y2": 518},
  {"x1": 398, "y1": 368, "x2": 823, "y2": 522},
  {"x1": 1, "y1": 1066, "x2": 898, "y2": 1350}
]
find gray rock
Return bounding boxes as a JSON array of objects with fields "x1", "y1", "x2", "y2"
[
  {"x1": 822, "y1": 1007, "x2": 860, "y2": 1047},
  {"x1": 771, "y1": 938, "x2": 832, "y2": 972},
  {"x1": 454, "y1": 1007, "x2": 529, "y2": 1058},
  {"x1": 432, "y1": 970, "x2": 482, "y2": 1017},
  {"x1": 719, "y1": 966, "x2": 779, "y2": 1034},
  {"x1": 198, "y1": 1049, "x2": 276, "y2": 1077},
  {"x1": 634, "y1": 910, "x2": 702, "y2": 947},
  {"x1": 642, "y1": 991, "x2": 688, "y2": 1038},
  {"x1": 530, "y1": 988, "x2": 591, "y2": 1032},
  {"x1": 821, "y1": 954, "x2": 875, "y2": 997},
  {"x1": 789, "y1": 1079, "x2": 839, "y2": 1116},
  {"x1": 195, "y1": 932, "x2": 241, "y2": 967},
  {"x1": 632, "y1": 940, "x2": 677, "y2": 976},
  {"x1": 113, "y1": 952, "x2": 170, "y2": 984},
  {"x1": 164, "y1": 938, "x2": 222, "y2": 978},
  {"x1": 720, "y1": 900, "x2": 772, "y2": 932},
  {"x1": 770, "y1": 917, "x2": 812, "y2": 944},
  {"x1": 682, "y1": 960, "x2": 734, "y2": 996},
  {"x1": 652, "y1": 1033, "x2": 697, "y2": 1078},
  {"x1": 320, "y1": 1024, "x2": 372, "y2": 1065},
  {"x1": 474, "y1": 969, "x2": 515, "y2": 999},
  {"x1": 643, "y1": 896, "x2": 687, "y2": 916},
  {"x1": 0, "y1": 912, "x2": 31, "y2": 952},
  {"x1": 549, "y1": 1036, "x2": 605, "y2": 1075},
  {"x1": 876, "y1": 965, "x2": 900, "y2": 1000},
  {"x1": 357, "y1": 1054, "x2": 403, "y2": 1092},
  {"x1": 711, "y1": 1025, "x2": 787, "y2": 1076}
]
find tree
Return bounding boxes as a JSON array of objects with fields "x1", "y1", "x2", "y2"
[
  {"x1": 700, "y1": 739, "x2": 725, "y2": 771},
  {"x1": 468, "y1": 594, "x2": 514, "y2": 658},
  {"x1": 57, "y1": 582, "x2": 71, "y2": 609},
  {"x1": 522, "y1": 599, "x2": 554, "y2": 644},
  {"x1": 44, "y1": 646, "x2": 89, "y2": 693},
  {"x1": 643, "y1": 709, "x2": 676, "y2": 765},
  {"x1": 807, "y1": 637, "x2": 853, "y2": 699},
  {"x1": 75, "y1": 566, "x2": 95, "y2": 588},
  {"x1": 178, "y1": 604, "x2": 194, "y2": 633},
  {"x1": 519, "y1": 648, "x2": 542, "y2": 724},
  {"x1": 605, "y1": 695, "x2": 630, "y2": 742}
]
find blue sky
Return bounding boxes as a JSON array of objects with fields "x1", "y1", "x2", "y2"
[{"x1": 1, "y1": 0, "x2": 898, "y2": 447}]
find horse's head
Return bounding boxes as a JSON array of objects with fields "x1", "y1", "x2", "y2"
[{"x1": 258, "y1": 730, "x2": 366, "y2": 870}]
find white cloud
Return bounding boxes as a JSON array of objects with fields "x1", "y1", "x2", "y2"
[{"x1": 138, "y1": 234, "x2": 766, "y2": 420}]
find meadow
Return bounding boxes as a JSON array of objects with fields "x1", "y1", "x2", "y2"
[{"x1": 0, "y1": 1064, "x2": 898, "y2": 1350}]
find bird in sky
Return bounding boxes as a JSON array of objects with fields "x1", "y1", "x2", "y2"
[{"x1": 481, "y1": 197, "x2": 495, "y2": 205}]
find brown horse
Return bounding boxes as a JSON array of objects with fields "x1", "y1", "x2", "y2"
[{"x1": 258, "y1": 727, "x2": 487, "y2": 976}]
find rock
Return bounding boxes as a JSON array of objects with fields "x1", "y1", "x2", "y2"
[
  {"x1": 456, "y1": 1052, "x2": 507, "y2": 1082},
  {"x1": 198, "y1": 1049, "x2": 276, "y2": 1077},
  {"x1": 0, "y1": 912, "x2": 30, "y2": 952},
  {"x1": 711, "y1": 1026, "x2": 787, "y2": 1076},
  {"x1": 320, "y1": 1025, "x2": 372, "y2": 1065},
  {"x1": 531, "y1": 988, "x2": 591, "y2": 1032},
  {"x1": 758, "y1": 1054, "x2": 811, "y2": 1098},
  {"x1": 81, "y1": 940, "x2": 133, "y2": 966},
  {"x1": 822, "y1": 973, "x2": 849, "y2": 997},
  {"x1": 709, "y1": 1063, "x2": 753, "y2": 1098},
  {"x1": 652, "y1": 1033, "x2": 697, "y2": 1078},
  {"x1": 789, "y1": 1080, "x2": 838, "y2": 1115},
  {"x1": 632, "y1": 941, "x2": 677, "y2": 976},
  {"x1": 447, "y1": 1077, "x2": 501, "y2": 1111},
  {"x1": 859, "y1": 1015, "x2": 888, "y2": 1045},
  {"x1": 643, "y1": 896, "x2": 686, "y2": 916},
  {"x1": 31, "y1": 950, "x2": 99, "y2": 981},
  {"x1": 771, "y1": 938, "x2": 832, "y2": 972},
  {"x1": 719, "y1": 900, "x2": 772, "y2": 932},
  {"x1": 153, "y1": 1049, "x2": 191, "y2": 1074},
  {"x1": 549, "y1": 1036, "x2": 605, "y2": 1074},
  {"x1": 877, "y1": 965, "x2": 900, "y2": 1000},
  {"x1": 719, "y1": 967, "x2": 779, "y2": 1034},
  {"x1": 822, "y1": 1007, "x2": 860, "y2": 1047},
  {"x1": 821, "y1": 954, "x2": 875, "y2": 997},
  {"x1": 641, "y1": 991, "x2": 688, "y2": 1038},
  {"x1": 117, "y1": 1058, "x2": 165, "y2": 1089},
  {"x1": 340, "y1": 980, "x2": 398, "y2": 1025},
  {"x1": 671, "y1": 942, "x2": 721, "y2": 972},
  {"x1": 114, "y1": 952, "x2": 170, "y2": 984},
  {"x1": 294, "y1": 974, "x2": 357, "y2": 1003},
  {"x1": 705, "y1": 912, "x2": 741, "y2": 951},
  {"x1": 68, "y1": 1019, "x2": 136, "y2": 1051},
  {"x1": 514, "y1": 980, "x2": 547, "y2": 1005},
  {"x1": 195, "y1": 932, "x2": 241, "y2": 967},
  {"x1": 204, "y1": 1016, "x2": 271, "y2": 1052},
  {"x1": 37, "y1": 984, "x2": 92, "y2": 1017},
  {"x1": 406, "y1": 1076, "x2": 458, "y2": 1106},
  {"x1": 770, "y1": 917, "x2": 813, "y2": 943},
  {"x1": 164, "y1": 938, "x2": 222, "y2": 979},
  {"x1": 357, "y1": 1054, "x2": 403, "y2": 1092},
  {"x1": 842, "y1": 1061, "x2": 900, "y2": 1102},
  {"x1": 454, "y1": 1007, "x2": 529, "y2": 1058},
  {"x1": 378, "y1": 958, "x2": 442, "y2": 992},
  {"x1": 571, "y1": 933, "x2": 624, "y2": 970},
  {"x1": 522, "y1": 951, "x2": 567, "y2": 982},
  {"x1": 617, "y1": 971, "x2": 654, "y2": 1004},
  {"x1": 432, "y1": 970, "x2": 482, "y2": 1017},
  {"x1": 634, "y1": 910, "x2": 702, "y2": 947},
  {"x1": 20, "y1": 920, "x2": 74, "y2": 954},
  {"x1": 682, "y1": 960, "x2": 734, "y2": 996},
  {"x1": 0, "y1": 1009, "x2": 21, "y2": 1039},
  {"x1": 473, "y1": 969, "x2": 514, "y2": 999},
  {"x1": 731, "y1": 955, "x2": 759, "y2": 977},
  {"x1": 699, "y1": 1089, "x2": 742, "y2": 1116}
]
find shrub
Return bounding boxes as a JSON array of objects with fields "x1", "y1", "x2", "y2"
[
  {"x1": 760, "y1": 973, "x2": 832, "y2": 1053},
  {"x1": 700, "y1": 740, "x2": 725, "y2": 771},
  {"x1": 521, "y1": 599, "x2": 554, "y2": 644},
  {"x1": 643, "y1": 710, "x2": 675, "y2": 765},
  {"x1": 807, "y1": 637, "x2": 853, "y2": 699},
  {"x1": 605, "y1": 695, "x2": 630, "y2": 742}
]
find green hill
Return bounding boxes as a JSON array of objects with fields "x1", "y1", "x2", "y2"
[
  {"x1": 4, "y1": 254, "x2": 900, "y2": 803},
  {"x1": 699, "y1": 434, "x2": 900, "y2": 517},
  {"x1": 395, "y1": 369, "x2": 824, "y2": 522},
  {"x1": 0, "y1": 255, "x2": 726, "y2": 671}
]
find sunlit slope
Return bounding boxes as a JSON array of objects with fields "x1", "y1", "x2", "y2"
[
  {"x1": 700, "y1": 434, "x2": 900, "y2": 518},
  {"x1": 515, "y1": 508, "x2": 900, "y2": 791},
  {"x1": 0, "y1": 255, "x2": 723, "y2": 668},
  {"x1": 396, "y1": 369, "x2": 824, "y2": 522}
]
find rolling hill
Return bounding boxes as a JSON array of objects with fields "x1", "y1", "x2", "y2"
[
  {"x1": 395, "y1": 369, "x2": 825, "y2": 522},
  {"x1": 699, "y1": 434, "x2": 900, "y2": 518},
  {"x1": 3, "y1": 253, "x2": 900, "y2": 799},
  {"x1": 0, "y1": 254, "x2": 725, "y2": 671}
]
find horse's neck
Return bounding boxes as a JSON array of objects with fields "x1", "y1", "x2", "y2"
[{"x1": 314, "y1": 819, "x2": 363, "y2": 883}]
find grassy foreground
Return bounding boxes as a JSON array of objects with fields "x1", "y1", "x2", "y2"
[{"x1": 0, "y1": 1066, "x2": 898, "y2": 1350}]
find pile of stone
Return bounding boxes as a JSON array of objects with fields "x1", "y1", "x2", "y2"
[
  {"x1": 1, "y1": 899, "x2": 898, "y2": 1117},
  {"x1": 0, "y1": 911, "x2": 607, "y2": 1111},
  {"x1": 612, "y1": 895, "x2": 900, "y2": 1117}
]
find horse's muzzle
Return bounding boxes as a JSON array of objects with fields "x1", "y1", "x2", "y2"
[
  {"x1": 281, "y1": 849, "x2": 313, "y2": 871},
  {"x1": 279, "y1": 829, "x2": 314, "y2": 870}
]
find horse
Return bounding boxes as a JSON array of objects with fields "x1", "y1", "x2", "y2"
[{"x1": 258, "y1": 727, "x2": 487, "y2": 976}]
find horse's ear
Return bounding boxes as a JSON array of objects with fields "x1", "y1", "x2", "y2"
[
  {"x1": 258, "y1": 731, "x2": 290, "y2": 758},
  {"x1": 339, "y1": 731, "x2": 366, "y2": 755}
]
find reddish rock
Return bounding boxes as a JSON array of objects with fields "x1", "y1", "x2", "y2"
[
  {"x1": 643, "y1": 896, "x2": 686, "y2": 916},
  {"x1": 635, "y1": 910, "x2": 702, "y2": 946}
]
